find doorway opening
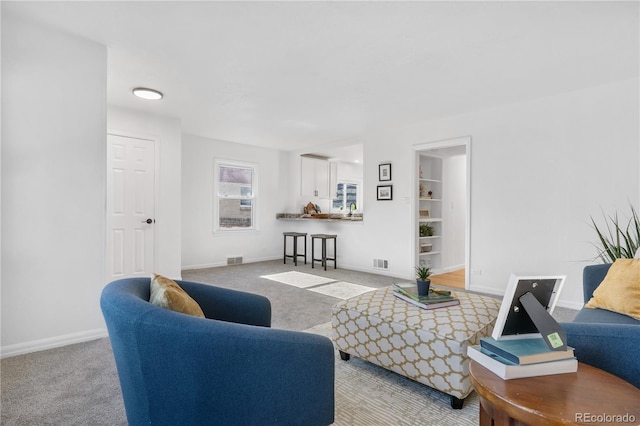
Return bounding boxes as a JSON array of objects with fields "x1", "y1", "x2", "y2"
[{"x1": 413, "y1": 136, "x2": 471, "y2": 290}]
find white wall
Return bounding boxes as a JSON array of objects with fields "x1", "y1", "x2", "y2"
[
  {"x1": 277, "y1": 78, "x2": 639, "y2": 310},
  {"x1": 192, "y1": 79, "x2": 632, "y2": 310},
  {"x1": 1, "y1": 12, "x2": 107, "y2": 356},
  {"x1": 181, "y1": 134, "x2": 290, "y2": 269},
  {"x1": 181, "y1": 81, "x2": 637, "y2": 310},
  {"x1": 370, "y1": 78, "x2": 639, "y2": 309},
  {"x1": 442, "y1": 154, "x2": 466, "y2": 270},
  {"x1": 107, "y1": 107, "x2": 183, "y2": 279}
]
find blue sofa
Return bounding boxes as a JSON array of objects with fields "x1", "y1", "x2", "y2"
[
  {"x1": 101, "y1": 277, "x2": 335, "y2": 426},
  {"x1": 561, "y1": 264, "x2": 640, "y2": 389}
]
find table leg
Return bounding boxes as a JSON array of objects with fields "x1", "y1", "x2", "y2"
[
  {"x1": 479, "y1": 399, "x2": 492, "y2": 426},
  {"x1": 479, "y1": 397, "x2": 527, "y2": 426}
]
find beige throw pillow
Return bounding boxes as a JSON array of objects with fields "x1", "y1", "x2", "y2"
[
  {"x1": 585, "y1": 258, "x2": 640, "y2": 320},
  {"x1": 149, "y1": 274, "x2": 205, "y2": 318}
]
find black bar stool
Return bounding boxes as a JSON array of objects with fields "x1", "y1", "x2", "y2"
[
  {"x1": 311, "y1": 234, "x2": 337, "y2": 270},
  {"x1": 283, "y1": 232, "x2": 307, "y2": 266}
]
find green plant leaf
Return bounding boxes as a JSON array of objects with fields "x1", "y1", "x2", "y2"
[{"x1": 590, "y1": 203, "x2": 640, "y2": 263}]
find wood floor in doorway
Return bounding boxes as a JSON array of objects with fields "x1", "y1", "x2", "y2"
[{"x1": 430, "y1": 268, "x2": 465, "y2": 289}]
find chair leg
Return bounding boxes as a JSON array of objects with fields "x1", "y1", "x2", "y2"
[
  {"x1": 283, "y1": 235, "x2": 287, "y2": 264},
  {"x1": 333, "y1": 237, "x2": 337, "y2": 269},
  {"x1": 304, "y1": 235, "x2": 307, "y2": 264},
  {"x1": 322, "y1": 238, "x2": 327, "y2": 270},
  {"x1": 311, "y1": 237, "x2": 315, "y2": 269},
  {"x1": 293, "y1": 236, "x2": 298, "y2": 266}
]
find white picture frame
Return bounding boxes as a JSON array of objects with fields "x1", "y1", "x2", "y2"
[{"x1": 492, "y1": 273, "x2": 566, "y2": 341}]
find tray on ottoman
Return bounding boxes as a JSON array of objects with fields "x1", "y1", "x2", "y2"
[{"x1": 332, "y1": 286, "x2": 500, "y2": 409}]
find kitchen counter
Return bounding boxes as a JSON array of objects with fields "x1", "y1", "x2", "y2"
[{"x1": 276, "y1": 213, "x2": 363, "y2": 222}]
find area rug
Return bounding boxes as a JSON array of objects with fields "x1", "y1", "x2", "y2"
[
  {"x1": 309, "y1": 281, "x2": 375, "y2": 299},
  {"x1": 305, "y1": 322, "x2": 479, "y2": 426},
  {"x1": 261, "y1": 271, "x2": 375, "y2": 300},
  {"x1": 260, "y1": 271, "x2": 335, "y2": 288}
]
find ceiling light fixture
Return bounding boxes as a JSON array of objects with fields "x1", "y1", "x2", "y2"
[{"x1": 132, "y1": 87, "x2": 163, "y2": 100}]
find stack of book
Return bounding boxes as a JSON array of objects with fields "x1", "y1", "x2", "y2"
[
  {"x1": 467, "y1": 336, "x2": 577, "y2": 380},
  {"x1": 392, "y1": 282, "x2": 460, "y2": 310}
]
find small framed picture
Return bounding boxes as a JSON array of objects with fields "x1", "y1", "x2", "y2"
[
  {"x1": 419, "y1": 209, "x2": 430, "y2": 218},
  {"x1": 377, "y1": 185, "x2": 393, "y2": 200},
  {"x1": 379, "y1": 163, "x2": 392, "y2": 181}
]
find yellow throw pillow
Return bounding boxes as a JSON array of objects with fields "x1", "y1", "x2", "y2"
[
  {"x1": 149, "y1": 274, "x2": 205, "y2": 318},
  {"x1": 585, "y1": 258, "x2": 640, "y2": 320}
]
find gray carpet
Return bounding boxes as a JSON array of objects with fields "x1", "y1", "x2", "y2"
[{"x1": 1, "y1": 260, "x2": 577, "y2": 425}]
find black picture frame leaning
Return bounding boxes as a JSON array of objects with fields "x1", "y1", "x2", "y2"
[
  {"x1": 377, "y1": 185, "x2": 393, "y2": 200},
  {"x1": 378, "y1": 163, "x2": 392, "y2": 181}
]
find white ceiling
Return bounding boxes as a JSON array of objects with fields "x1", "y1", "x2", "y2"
[{"x1": 5, "y1": 1, "x2": 638, "y2": 153}]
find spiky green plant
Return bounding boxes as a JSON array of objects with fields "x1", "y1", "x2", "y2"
[
  {"x1": 415, "y1": 266, "x2": 431, "y2": 280},
  {"x1": 590, "y1": 204, "x2": 640, "y2": 263}
]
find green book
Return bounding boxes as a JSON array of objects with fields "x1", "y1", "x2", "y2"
[
  {"x1": 392, "y1": 282, "x2": 453, "y2": 303},
  {"x1": 479, "y1": 337, "x2": 575, "y2": 365}
]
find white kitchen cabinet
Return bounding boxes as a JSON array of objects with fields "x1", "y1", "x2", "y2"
[{"x1": 301, "y1": 156, "x2": 331, "y2": 198}]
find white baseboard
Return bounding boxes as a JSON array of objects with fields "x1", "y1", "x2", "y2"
[
  {"x1": 1, "y1": 328, "x2": 108, "y2": 359},
  {"x1": 182, "y1": 255, "x2": 281, "y2": 271},
  {"x1": 339, "y1": 262, "x2": 413, "y2": 280},
  {"x1": 555, "y1": 300, "x2": 584, "y2": 311},
  {"x1": 467, "y1": 284, "x2": 503, "y2": 297},
  {"x1": 439, "y1": 264, "x2": 465, "y2": 274},
  {"x1": 468, "y1": 284, "x2": 583, "y2": 311}
]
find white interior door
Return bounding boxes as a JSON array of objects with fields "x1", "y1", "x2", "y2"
[{"x1": 106, "y1": 133, "x2": 156, "y2": 280}]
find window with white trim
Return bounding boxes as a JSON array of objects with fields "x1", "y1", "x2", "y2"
[
  {"x1": 331, "y1": 181, "x2": 360, "y2": 213},
  {"x1": 214, "y1": 160, "x2": 257, "y2": 231}
]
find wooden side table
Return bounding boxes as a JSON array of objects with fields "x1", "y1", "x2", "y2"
[{"x1": 470, "y1": 361, "x2": 640, "y2": 426}]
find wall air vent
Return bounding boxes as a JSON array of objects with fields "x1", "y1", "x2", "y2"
[{"x1": 373, "y1": 259, "x2": 389, "y2": 270}]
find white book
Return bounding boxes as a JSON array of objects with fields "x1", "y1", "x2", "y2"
[{"x1": 467, "y1": 345, "x2": 577, "y2": 380}]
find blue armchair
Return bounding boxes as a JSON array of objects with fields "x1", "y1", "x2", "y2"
[
  {"x1": 561, "y1": 264, "x2": 640, "y2": 389},
  {"x1": 101, "y1": 277, "x2": 335, "y2": 425}
]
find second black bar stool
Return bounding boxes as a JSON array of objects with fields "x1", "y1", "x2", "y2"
[{"x1": 311, "y1": 234, "x2": 337, "y2": 270}]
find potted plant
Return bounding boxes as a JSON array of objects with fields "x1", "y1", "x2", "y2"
[
  {"x1": 419, "y1": 223, "x2": 434, "y2": 237},
  {"x1": 415, "y1": 266, "x2": 432, "y2": 296},
  {"x1": 591, "y1": 204, "x2": 640, "y2": 263}
]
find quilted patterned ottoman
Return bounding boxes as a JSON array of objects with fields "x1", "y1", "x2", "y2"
[{"x1": 332, "y1": 286, "x2": 500, "y2": 408}]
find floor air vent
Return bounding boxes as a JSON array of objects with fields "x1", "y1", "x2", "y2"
[{"x1": 227, "y1": 256, "x2": 243, "y2": 265}]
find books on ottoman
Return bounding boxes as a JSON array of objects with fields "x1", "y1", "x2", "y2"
[
  {"x1": 393, "y1": 282, "x2": 454, "y2": 302},
  {"x1": 467, "y1": 345, "x2": 577, "y2": 380},
  {"x1": 393, "y1": 290, "x2": 460, "y2": 310},
  {"x1": 480, "y1": 337, "x2": 575, "y2": 365}
]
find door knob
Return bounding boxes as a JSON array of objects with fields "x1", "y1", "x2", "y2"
[{"x1": 142, "y1": 218, "x2": 154, "y2": 224}]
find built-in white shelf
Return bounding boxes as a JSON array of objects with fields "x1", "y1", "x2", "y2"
[{"x1": 417, "y1": 155, "x2": 443, "y2": 267}]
